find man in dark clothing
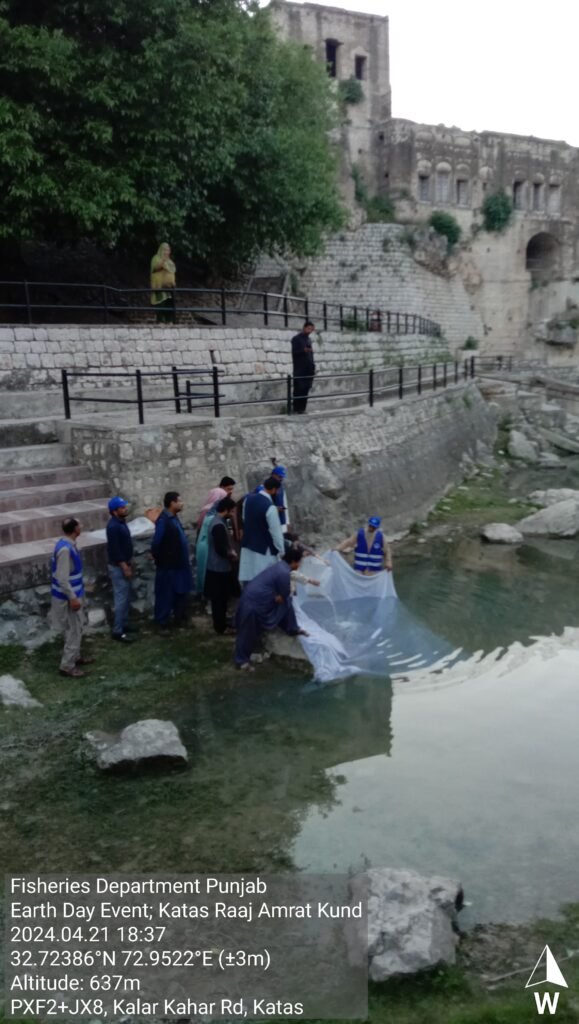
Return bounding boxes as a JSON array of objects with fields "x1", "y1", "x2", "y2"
[
  {"x1": 204, "y1": 496, "x2": 238, "y2": 634},
  {"x1": 151, "y1": 491, "x2": 193, "y2": 628},
  {"x1": 234, "y1": 547, "x2": 308, "y2": 670},
  {"x1": 291, "y1": 320, "x2": 315, "y2": 414},
  {"x1": 106, "y1": 495, "x2": 135, "y2": 643}
]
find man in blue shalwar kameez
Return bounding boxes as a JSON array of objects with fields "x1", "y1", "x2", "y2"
[
  {"x1": 151, "y1": 491, "x2": 193, "y2": 628},
  {"x1": 234, "y1": 547, "x2": 308, "y2": 670}
]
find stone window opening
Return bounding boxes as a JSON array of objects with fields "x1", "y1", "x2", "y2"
[
  {"x1": 325, "y1": 39, "x2": 340, "y2": 78},
  {"x1": 355, "y1": 55, "x2": 367, "y2": 81},
  {"x1": 418, "y1": 175, "x2": 430, "y2": 202},
  {"x1": 435, "y1": 170, "x2": 450, "y2": 203},
  {"x1": 456, "y1": 179, "x2": 468, "y2": 206},
  {"x1": 513, "y1": 180, "x2": 526, "y2": 210},
  {"x1": 548, "y1": 183, "x2": 561, "y2": 214},
  {"x1": 526, "y1": 232, "x2": 559, "y2": 281},
  {"x1": 533, "y1": 183, "x2": 544, "y2": 211}
]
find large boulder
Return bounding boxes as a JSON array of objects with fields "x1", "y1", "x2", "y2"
[
  {"x1": 350, "y1": 868, "x2": 463, "y2": 981},
  {"x1": 538, "y1": 428, "x2": 579, "y2": 454},
  {"x1": 85, "y1": 719, "x2": 188, "y2": 772},
  {"x1": 481, "y1": 523, "x2": 523, "y2": 544},
  {"x1": 508, "y1": 430, "x2": 538, "y2": 463},
  {"x1": 517, "y1": 499, "x2": 579, "y2": 537},
  {"x1": 0, "y1": 675, "x2": 42, "y2": 709},
  {"x1": 529, "y1": 488, "x2": 579, "y2": 507}
]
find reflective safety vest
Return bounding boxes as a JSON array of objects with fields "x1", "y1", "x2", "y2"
[
  {"x1": 51, "y1": 539, "x2": 84, "y2": 601},
  {"x1": 354, "y1": 528, "x2": 384, "y2": 573}
]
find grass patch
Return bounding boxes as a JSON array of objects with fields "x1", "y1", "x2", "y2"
[{"x1": 428, "y1": 469, "x2": 535, "y2": 527}]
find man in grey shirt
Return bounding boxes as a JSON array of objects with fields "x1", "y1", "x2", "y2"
[{"x1": 50, "y1": 517, "x2": 91, "y2": 677}]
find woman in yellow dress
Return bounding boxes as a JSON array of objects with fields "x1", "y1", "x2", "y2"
[{"x1": 150, "y1": 242, "x2": 176, "y2": 323}]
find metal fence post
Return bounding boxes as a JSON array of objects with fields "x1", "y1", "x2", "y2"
[
  {"x1": 24, "y1": 280, "x2": 32, "y2": 324},
  {"x1": 396, "y1": 312, "x2": 400, "y2": 333},
  {"x1": 365, "y1": 307, "x2": 370, "y2": 332},
  {"x1": 353, "y1": 305, "x2": 358, "y2": 328},
  {"x1": 387, "y1": 311, "x2": 391, "y2": 333},
  {"x1": 172, "y1": 366, "x2": 181, "y2": 414},
  {"x1": 339, "y1": 304, "x2": 344, "y2": 330},
  {"x1": 186, "y1": 379, "x2": 192, "y2": 414},
  {"x1": 470, "y1": 355, "x2": 475, "y2": 378},
  {"x1": 417, "y1": 364, "x2": 422, "y2": 395},
  {"x1": 221, "y1": 287, "x2": 226, "y2": 326},
  {"x1": 136, "y1": 369, "x2": 144, "y2": 425},
  {"x1": 323, "y1": 302, "x2": 328, "y2": 332},
  {"x1": 213, "y1": 365, "x2": 220, "y2": 418},
  {"x1": 263, "y1": 292, "x2": 269, "y2": 327},
  {"x1": 62, "y1": 369, "x2": 71, "y2": 420},
  {"x1": 433, "y1": 363, "x2": 437, "y2": 391},
  {"x1": 284, "y1": 295, "x2": 289, "y2": 329},
  {"x1": 369, "y1": 368, "x2": 374, "y2": 407},
  {"x1": 443, "y1": 361, "x2": 448, "y2": 388},
  {"x1": 398, "y1": 364, "x2": 404, "y2": 399},
  {"x1": 454, "y1": 360, "x2": 459, "y2": 384},
  {"x1": 286, "y1": 374, "x2": 293, "y2": 415},
  {"x1": 102, "y1": 285, "x2": 109, "y2": 324}
]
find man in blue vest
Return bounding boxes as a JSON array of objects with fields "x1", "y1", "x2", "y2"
[
  {"x1": 256, "y1": 464, "x2": 290, "y2": 532},
  {"x1": 336, "y1": 516, "x2": 393, "y2": 574},
  {"x1": 239, "y1": 476, "x2": 285, "y2": 584},
  {"x1": 50, "y1": 517, "x2": 91, "y2": 677}
]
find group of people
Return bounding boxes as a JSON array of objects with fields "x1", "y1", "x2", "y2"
[{"x1": 49, "y1": 463, "x2": 393, "y2": 677}]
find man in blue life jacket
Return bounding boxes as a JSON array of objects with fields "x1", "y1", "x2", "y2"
[
  {"x1": 239, "y1": 476, "x2": 285, "y2": 585},
  {"x1": 336, "y1": 516, "x2": 393, "y2": 574},
  {"x1": 50, "y1": 517, "x2": 92, "y2": 677},
  {"x1": 106, "y1": 495, "x2": 135, "y2": 643}
]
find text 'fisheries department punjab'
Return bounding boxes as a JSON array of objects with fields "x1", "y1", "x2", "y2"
[{"x1": 5, "y1": 874, "x2": 368, "y2": 1020}]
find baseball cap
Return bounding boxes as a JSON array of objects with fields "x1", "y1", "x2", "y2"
[
  {"x1": 368, "y1": 516, "x2": 381, "y2": 528},
  {"x1": 108, "y1": 496, "x2": 128, "y2": 513},
  {"x1": 272, "y1": 465, "x2": 287, "y2": 478}
]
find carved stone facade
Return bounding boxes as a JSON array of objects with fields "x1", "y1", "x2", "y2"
[{"x1": 271, "y1": 0, "x2": 579, "y2": 356}]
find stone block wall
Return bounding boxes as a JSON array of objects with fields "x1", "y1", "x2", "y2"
[
  {"x1": 61, "y1": 382, "x2": 496, "y2": 543},
  {"x1": 298, "y1": 224, "x2": 485, "y2": 348},
  {"x1": 0, "y1": 323, "x2": 450, "y2": 393}
]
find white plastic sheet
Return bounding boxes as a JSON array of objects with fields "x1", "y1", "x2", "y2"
[{"x1": 293, "y1": 551, "x2": 457, "y2": 683}]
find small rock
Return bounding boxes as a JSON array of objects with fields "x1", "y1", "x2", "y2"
[
  {"x1": 0, "y1": 675, "x2": 42, "y2": 709},
  {"x1": 508, "y1": 430, "x2": 538, "y2": 463},
  {"x1": 85, "y1": 719, "x2": 188, "y2": 772},
  {"x1": 0, "y1": 600, "x2": 19, "y2": 620},
  {"x1": 87, "y1": 608, "x2": 106, "y2": 628},
  {"x1": 529, "y1": 488, "x2": 579, "y2": 507},
  {"x1": 481, "y1": 523, "x2": 523, "y2": 544},
  {"x1": 349, "y1": 868, "x2": 463, "y2": 981},
  {"x1": 518, "y1": 499, "x2": 579, "y2": 537},
  {"x1": 538, "y1": 454, "x2": 566, "y2": 468}
]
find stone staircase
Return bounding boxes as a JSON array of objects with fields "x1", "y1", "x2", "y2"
[{"x1": 0, "y1": 441, "x2": 110, "y2": 595}]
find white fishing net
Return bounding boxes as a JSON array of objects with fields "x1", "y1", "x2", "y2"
[{"x1": 293, "y1": 551, "x2": 457, "y2": 683}]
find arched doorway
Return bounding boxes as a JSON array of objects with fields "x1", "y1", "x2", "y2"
[{"x1": 526, "y1": 232, "x2": 560, "y2": 281}]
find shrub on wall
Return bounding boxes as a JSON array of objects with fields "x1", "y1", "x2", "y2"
[
  {"x1": 338, "y1": 77, "x2": 364, "y2": 105},
  {"x1": 482, "y1": 191, "x2": 513, "y2": 232},
  {"x1": 351, "y1": 165, "x2": 395, "y2": 223},
  {"x1": 429, "y1": 211, "x2": 461, "y2": 247}
]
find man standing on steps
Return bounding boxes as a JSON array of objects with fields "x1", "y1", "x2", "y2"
[
  {"x1": 106, "y1": 496, "x2": 135, "y2": 643},
  {"x1": 151, "y1": 491, "x2": 193, "y2": 630},
  {"x1": 50, "y1": 517, "x2": 92, "y2": 677},
  {"x1": 291, "y1": 320, "x2": 316, "y2": 414}
]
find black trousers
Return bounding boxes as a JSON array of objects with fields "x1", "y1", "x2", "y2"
[
  {"x1": 205, "y1": 569, "x2": 234, "y2": 634},
  {"x1": 155, "y1": 295, "x2": 175, "y2": 324},
  {"x1": 293, "y1": 374, "x2": 314, "y2": 413}
]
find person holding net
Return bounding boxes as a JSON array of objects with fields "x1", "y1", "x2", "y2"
[{"x1": 336, "y1": 516, "x2": 392, "y2": 574}]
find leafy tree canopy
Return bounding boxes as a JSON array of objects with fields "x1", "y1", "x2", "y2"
[{"x1": 0, "y1": 0, "x2": 344, "y2": 275}]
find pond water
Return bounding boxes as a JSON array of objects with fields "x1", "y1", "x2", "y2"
[{"x1": 3, "y1": 467, "x2": 579, "y2": 927}]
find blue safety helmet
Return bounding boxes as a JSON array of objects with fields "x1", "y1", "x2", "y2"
[{"x1": 368, "y1": 516, "x2": 381, "y2": 529}]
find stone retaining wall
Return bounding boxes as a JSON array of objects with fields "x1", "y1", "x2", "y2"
[
  {"x1": 0, "y1": 324, "x2": 449, "y2": 391},
  {"x1": 61, "y1": 383, "x2": 497, "y2": 542}
]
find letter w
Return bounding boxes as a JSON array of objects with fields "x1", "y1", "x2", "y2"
[{"x1": 534, "y1": 992, "x2": 560, "y2": 1015}]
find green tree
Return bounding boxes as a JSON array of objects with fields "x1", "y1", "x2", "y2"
[
  {"x1": 0, "y1": 0, "x2": 344, "y2": 275},
  {"x1": 482, "y1": 190, "x2": 513, "y2": 232}
]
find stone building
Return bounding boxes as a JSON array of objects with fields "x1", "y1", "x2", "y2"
[{"x1": 271, "y1": 0, "x2": 579, "y2": 358}]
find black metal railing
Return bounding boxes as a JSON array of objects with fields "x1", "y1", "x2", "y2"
[
  {"x1": 61, "y1": 354, "x2": 513, "y2": 425},
  {"x1": 0, "y1": 279, "x2": 441, "y2": 335}
]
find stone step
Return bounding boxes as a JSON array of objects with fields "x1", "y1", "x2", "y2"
[
  {"x1": 0, "y1": 531, "x2": 108, "y2": 596},
  {"x1": 0, "y1": 479, "x2": 108, "y2": 514},
  {"x1": 0, "y1": 498, "x2": 109, "y2": 546},
  {"x1": 0, "y1": 443, "x2": 71, "y2": 472},
  {"x1": 0, "y1": 390, "x2": 64, "y2": 420},
  {"x1": 0, "y1": 465, "x2": 87, "y2": 492},
  {"x1": 0, "y1": 417, "x2": 58, "y2": 448}
]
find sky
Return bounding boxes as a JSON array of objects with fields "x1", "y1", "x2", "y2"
[{"x1": 262, "y1": 0, "x2": 579, "y2": 146}]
